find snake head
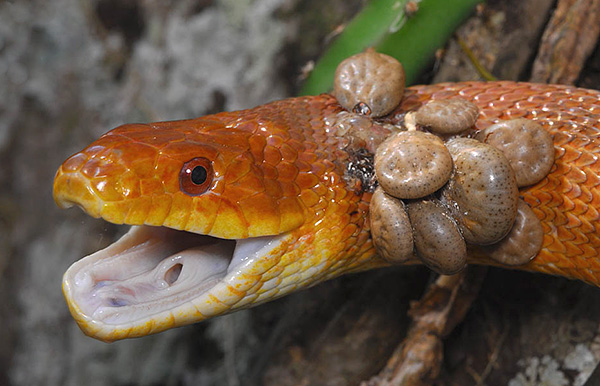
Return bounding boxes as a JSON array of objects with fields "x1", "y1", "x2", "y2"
[
  {"x1": 53, "y1": 96, "x2": 378, "y2": 342},
  {"x1": 53, "y1": 117, "x2": 307, "y2": 239}
]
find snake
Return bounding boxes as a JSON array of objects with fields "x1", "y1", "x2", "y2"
[{"x1": 53, "y1": 81, "x2": 600, "y2": 342}]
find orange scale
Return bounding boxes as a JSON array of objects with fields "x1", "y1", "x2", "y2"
[
  {"x1": 429, "y1": 82, "x2": 453, "y2": 91},
  {"x1": 248, "y1": 134, "x2": 266, "y2": 163},
  {"x1": 224, "y1": 156, "x2": 252, "y2": 184},
  {"x1": 589, "y1": 233, "x2": 600, "y2": 249},
  {"x1": 553, "y1": 210, "x2": 568, "y2": 228},
  {"x1": 566, "y1": 167, "x2": 587, "y2": 184},
  {"x1": 479, "y1": 109, "x2": 503, "y2": 120},
  {"x1": 490, "y1": 81, "x2": 519, "y2": 89},
  {"x1": 585, "y1": 201, "x2": 600, "y2": 220},
  {"x1": 335, "y1": 198, "x2": 351, "y2": 215},
  {"x1": 157, "y1": 158, "x2": 184, "y2": 193},
  {"x1": 233, "y1": 172, "x2": 266, "y2": 195},
  {"x1": 267, "y1": 134, "x2": 285, "y2": 148},
  {"x1": 160, "y1": 142, "x2": 219, "y2": 163},
  {"x1": 309, "y1": 117, "x2": 324, "y2": 128},
  {"x1": 238, "y1": 193, "x2": 281, "y2": 236},
  {"x1": 80, "y1": 157, "x2": 123, "y2": 179},
  {"x1": 145, "y1": 194, "x2": 172, "y2": 226},
  {"x1": 163, "y1": 192, "x2": 194, "y2": 229},
  {"x1": 578, "y1": 268, "x2": 599, "y2": 284},
  {"x1": 100, "y1": 201, "x2": 131, "y2": 225},
  {"x1": 232, "y1": 120, "x2": 259, "y2": 134},
  {"x1": 333, "y1": 186, "x2": 348, "y2": 201},
  {"x1": 531, "y1": 186, "x2": 553, "y2": 205},
  {"x1": 573, "y1": 229, "x2": 591, "y2": 246},
  {"x1": 431, "y1": 90, "x2": 459, "y2": 99},
  {"x1": 474, "y1": 119, "x2": 493, "y2": 130},
  {"x1": 569, "y1": 135, "x2": 592, "y2": 149},
  {"x1": 542, "y1": 102, "x2": 563, "y2": 112},
  {"x1": 296, "y1": 172, "x2": 319, "y2": 189},
  {"x1": 489, "y1": 100, "x2": 517, "y2": 111},
  {"x1": 585, "y1": 167, "x2": 600, "y2": 186},
  {"x1": 280, "y1": 143, "x2": 298, "y2": 162},
  {"x1": 565, "y1": 211, "x2": 583, "y2": 229},
  {"x1": 277, "y1": 198, "x2": 305, "y2": 232},
  {"x1": 110, "y1": 123, "x2": 151, "y2": 134},
  {"x1": 399, "y1": 99, "x2": 423, "y2": 112},
  {"x1": 498, "y1": 92, "x2": 525, "y2": 103},
  {"x1": 129, "y1": 156, "x2": 158, "y2": 179},
  {"x1": 304, "y1": 141, "x2": 318, "y2": 151},
  {"x1": 458, "y1": 87, "x2": 481, "y2": 98},
  {"x1": 504, "y1": 109, "x2": 528, "y2": 119},
  {"x1": 276, "y1": 162, "x2": 299, "y2": 182},
  {"x1": 564, "y1": 244, "x2": 585, "y2": 260},
  {"x1": 124, "y1": 196, "x2": 152, "y2": 225},
  {"x1": 298, "y1": 151, "x2": 318, "y2": 164},
  {"x1": 312, "y1": 133, "x2": 327, "y2": 144},
  {"x1": 262, "y1": 164, "x2": 278, "y2": 180},
  {"x1": 310, "y1": 162, "x2": 327, "y2": 176},
  {"x1": 285, "y1": 138, "x2": 305, "y2": 152},
  {"x1": 326, "y1": 171, "x2": 343, "y2": 186},
  {"x1": 264, "y1": 145, "x2": 282, "y2": 166},
  {"x1": 545, "y1": 236, "x2": 567, "y2": 254},
  {"x1": 341, "y1": 224, "x2": 359, "y2": 240},
  {"x1": 289, "y1": 129, "x2": 305, "y2": 142},
  {"x1": 514, "y1": 100, "x2": 541, "y2": 110},
  {"x1": 551, "y1": 92, "x2": 572, "y2": 101},
  {"x1": 559, "y1": 99, "x2": 583, "y2": 109},
  {"x1": 552, "y1": 132, "x2": 572, "y2": 148},
  {"x1": 313, "y1": 196, "x2": 329, "y2": 211},
  {"x1": 186, "y1": 194, "x2": 220, "y2": 232},
  {"x1": 84, "y1": 144, "x2": 110, "y2": 157},
  {"x1": 578, "y1": 185, "x2": 594, "y2": 204},
  {"x1": 299, "y1": 189, "x2": 320, "y2": 208},
  {"x1": 140, "y1": 178, "x2": 164, "y2": 197},
  {"x1": 90, "y1": 177, "x2": 123, "y2": 202},
  {"x1": 538, "y1": 205, "x2": 556, "y2": 223},
  {"x1": 311, "y1": 183, "x2": 328, "y2": 197},
  {"x1": 118, "y1": 173, "x2": 142, "y2": 199},
  {"x1": 279, "y1": 181, "x2": 301, "y2": 197},
  {"x1": 208, "y1": 177, "x2": 226, "y2": 196},
  {"x1": 314, "y1": 149, "x2": 330, "y2": 161},
  {"x1": 126, "y1": 130, "x2": 183, "y2": 146},
  {"x1": 263, "y1": 178, "x2": 283, "y2": 199},
  {"x1": 560, "y1": 158, "x2": 581, "y2": 173},
  {"x1": 209, "y1": 200, "x2": 248, "y2": 239},
  {"x1": 294, "y1": 160, "x2": 311, "y2": 173}
]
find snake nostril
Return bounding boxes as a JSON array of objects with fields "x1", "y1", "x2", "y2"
[{"x1": 165, "y1": 263, "x2": 183, "y2": 285}]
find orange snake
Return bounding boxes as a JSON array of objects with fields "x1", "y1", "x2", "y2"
[{"x1": 53, "y1": 81, "x2": 600, "y2": 342}]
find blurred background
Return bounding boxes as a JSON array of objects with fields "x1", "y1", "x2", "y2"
[{"x1": 2, "y1": 0, "x2": 600, "y2": 385}]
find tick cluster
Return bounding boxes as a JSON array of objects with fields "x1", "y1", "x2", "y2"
[{"x1": 330, "y1": 50, "x2": 554, "y2": 274}]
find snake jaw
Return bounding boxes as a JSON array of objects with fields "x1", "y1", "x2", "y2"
[{"x1": 62, "y1": 225, "x2": 289, "y2": 342}]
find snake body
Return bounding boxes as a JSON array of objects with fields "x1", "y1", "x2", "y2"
[{"x1": 53, "y1": 81, "x2": 600, "y2": 341}]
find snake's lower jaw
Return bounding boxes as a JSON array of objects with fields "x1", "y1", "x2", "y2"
[{"x1": 62, "y1": 226, "x2": 287, "y2": 342}]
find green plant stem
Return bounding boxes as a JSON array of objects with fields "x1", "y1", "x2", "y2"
[{"x1": 300, "y1": 0, "x2": 483, "y2": 95}]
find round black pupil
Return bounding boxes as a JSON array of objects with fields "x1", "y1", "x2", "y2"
[{"x1": 190, "y1": 166, "x2": 207, "y2": 185}]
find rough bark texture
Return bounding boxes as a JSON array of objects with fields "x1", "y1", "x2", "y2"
[{"x1": 2, "y1": 0, "x2": 600, "y2": 385}]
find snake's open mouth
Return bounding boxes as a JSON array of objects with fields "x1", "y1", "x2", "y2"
[{"x1": 63, "y1": 226, "x2": 284, "y2": 341}]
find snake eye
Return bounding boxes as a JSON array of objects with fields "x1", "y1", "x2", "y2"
[{"x1": 180, "y1": 157, "x2": 213, "y2": 196}]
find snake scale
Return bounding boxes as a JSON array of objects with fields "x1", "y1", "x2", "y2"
[{"x1": 53, "y1": 81, "x2": 600, "y2": 341}]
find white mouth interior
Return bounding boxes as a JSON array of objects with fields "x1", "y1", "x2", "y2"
[{"x1": 63, "y1": 226, "x2": 279, "y2": 325}]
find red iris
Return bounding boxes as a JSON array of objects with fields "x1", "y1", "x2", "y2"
[{"x1": 179, "y1": 157, "x2": 213, "y2": 196}]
